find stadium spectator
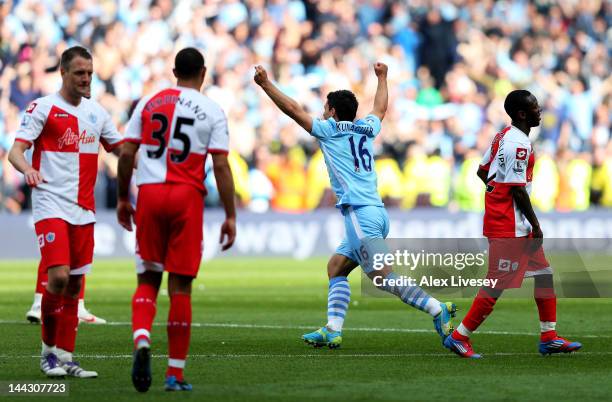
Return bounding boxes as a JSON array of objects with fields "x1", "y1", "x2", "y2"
[
  {"x1": 266, "y1": 145, "x2": 308, "y2": 212},
  {"x1": 531, "y1": 147, "x2": 560, "y2": 212},
  {"x1": 591, "y1": 145, "x2": 612, "y2": 207},
  {"x1": 401, "y1": 143, "x2": 430, "y2": 209},
  {"x1": 305, "y1": 147, "x2": 334, "y2": 209},
  {"x1": 374, "y1": 146, "x2": 403, "y2": 207},
  {"x1": 418, "y1": 8, "x2": 457, "y2": 89},
  {"x1": 0, "y1": 0, "x2": 610, "y2": 213},
  {"x1": 453, "y1": 149, "x2": 485, "y2": 212},
  {"x1": 248, "y1": 145, "x2": 275, "y2": 212}
]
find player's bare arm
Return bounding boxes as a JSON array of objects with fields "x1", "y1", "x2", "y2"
[
  {"x1": 212, "y1": 153, "x2": 237, "y2": 251},
  {"x1": 253, "y1": 65, "x2": 312, "y2": 133},
  {"x1": 369, "y1": 62, "x2": 388, "y2": 121},
  {"x1": 511, "y1": 185, "x2": 543, "y2": 241},
  {"x1": 116, "y1": 141, "x2": 139, "y2": 231},
  {"x1": 8, "y1": 140, "x2": 44, "y2": 187},
  {"x1": 477, "y1": 166, "x2": 489, "y2": 184}
]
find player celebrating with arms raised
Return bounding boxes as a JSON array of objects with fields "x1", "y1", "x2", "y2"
[
  {"x1": 444, "y1": 90, "x2": 582, "y2": 358},
  {"x1": 117, "y1": 47, "x2": 236, "y2": 392},
  {"x1": 8, "y1": 46, "x2": 123, "y2": 378},
  {"x1": 254, "y1": 63, "x2": 456, "y2": 349}
]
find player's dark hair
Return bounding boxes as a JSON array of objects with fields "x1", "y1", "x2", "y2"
[
  {"x1": 327, "y1": 90, "x2": 358, "y2": 121},
  {"x1": 504, "y1": 89, "x2": 533, "y2": 120},
  {"x1": 60, "y1": 46, "x2": 92, "y2": 71},
  {"x1": 174, "y1": 47, "x2": 205, "y2": 79}
]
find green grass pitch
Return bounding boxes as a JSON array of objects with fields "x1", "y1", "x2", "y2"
[{"x1": 1, "y1": 258, "x2": 611, "y2": 401}]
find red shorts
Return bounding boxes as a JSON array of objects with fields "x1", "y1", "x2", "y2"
[
  {"x1": 34, "y1": 218, "x2": 94, "y2": 275},
  {"x1": 135, "y1": 183, "x2": 204, "y2": 277},
  {"x1": 486, "y1": 236, "x2": 550, "y2": 289}
]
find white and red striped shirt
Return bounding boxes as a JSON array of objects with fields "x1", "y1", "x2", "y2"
[
  {"x1": 125, "y1": 86, "x2": 229, "y2": 193},
  {"x1": 480, "y1": 125, "x2": 535, "y2": 238},
  {"x1": 15, "y1": 94, "x2": 123, "y2": 224}
]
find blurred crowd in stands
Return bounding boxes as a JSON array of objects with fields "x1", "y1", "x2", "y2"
[{"x1": 0, "y1": 0, "x2": 611, "y2": 213}]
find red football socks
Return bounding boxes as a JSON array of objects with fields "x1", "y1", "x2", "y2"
[
  {"x1": 166, "y1": 293, "x2": 191, "y2": 381},
  {"x1": 132, "y1": 284, "x2": 158, "y2": 348},
  {"x1": 79, "y1": 276, "x2": 86, "y2": 299},
  {"x1": 35, "y1": 267, "x2": 47, "y2": 294},
  {"x1": 535, "y1": 287, "x2": 557, "y2": 341},
  {"x1": 41, "y1": 288, "x2": 62, "y2": 347},
  {"x1": 459, "y1": 289, "x2": 498, "y2": 335},
  {"x1": 56, "y1": 295, "x2": 79, "y2": 353}
]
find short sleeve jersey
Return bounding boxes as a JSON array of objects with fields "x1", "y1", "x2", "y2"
[
  {"x1": 15, "y1": 94, "x2": 123, "y2": 224},
  {"x1": 311, "y1": 114, "x2": 383, "y2": 208},
  {"x1": 480, "y1": 125, "x2": 535, "y2": 238},
  {"x1": 124, "y1": 86, "x2": 229, "y2": 193}
]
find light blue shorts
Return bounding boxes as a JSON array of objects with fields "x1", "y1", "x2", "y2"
[{"x1": 335, "y1": 205, "x2": 390, "y2": 274}]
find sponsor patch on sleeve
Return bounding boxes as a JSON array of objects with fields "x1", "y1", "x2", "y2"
[
  {"x1": 513, "y1": 160, "x2": 526, "y2": 173},
  {"x1": 516, "y1": 147, "x2": 527, "y2": 160}
]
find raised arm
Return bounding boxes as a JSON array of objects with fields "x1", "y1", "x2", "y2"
[
  {"x1": 254, "y1": 65, "x2": 312, "y2": 133},
  {"x1": 369, "y1": 62, "x2": 388, "y2": 121}
]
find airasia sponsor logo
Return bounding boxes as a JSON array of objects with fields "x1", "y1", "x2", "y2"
[{"x1": 58, "y1": 127, "x2": 95, "y2": 149}]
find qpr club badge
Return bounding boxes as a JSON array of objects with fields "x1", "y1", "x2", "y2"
[
  {"x1": 89, "y1": 113, "x2": 97, "y2": 124},
  {"x1": 46, "y1": 232, "x2": 56, "y2": 243}
]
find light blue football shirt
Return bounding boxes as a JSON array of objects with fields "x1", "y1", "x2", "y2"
[{"x1": 311, "y1": 114, "x2": 384, "y2": 208}]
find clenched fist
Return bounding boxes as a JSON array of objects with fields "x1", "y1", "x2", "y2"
[
  {"x1": 374, "y1": 62, "x2": 388, "y2": 78},
  {"x1": 253, "y1": 65, "x2": 269, "y2": 86}
]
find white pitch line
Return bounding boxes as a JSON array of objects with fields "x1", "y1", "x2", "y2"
[
  {"x1": 0, "y1": 320, "x2": 610, "y2": 338},
  {"x1": 3, "y1": 352, "x2": 610, "y2": 359}
]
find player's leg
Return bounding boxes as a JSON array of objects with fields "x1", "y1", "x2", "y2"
[
  {"x1": 444, "y1": 286, "x2": 501, "y2": 358},
  {"x1": 131, "y1": 266, "x2": 163, "y2": 393},
  {"x1": 133, "y1": 268, "x2": 163, "y2": 350},
  {"x1": 56, "y1": 274, "x2": 82, "y2": 364},
  {"x1": 365, "y1": 266, "x2": 456, "y2": 340},
  {"x1": 35, "y1": 218, "x2": 70, "y2": 377},
  {"x1": 526, "y1": 247, "x2": 581, "y2": 355},
  {"x1": 445, "y1": 237, "x2": 526, "y2": 358},
  {"x1": 77, "y1": 276, "x2": 107, "y2": 324},
  {"x1": 162, "y1": 184, "x2": 203, "y2": 391},
  {"x1": 56, "y1": 274, "x2": 98, "y2": 378},
  {"x1": 165, "y1": 273, "x2": 194, "y2": 391},
  {"x1": 130, "y1": 184, "x2": 169, "y2": 392},
  {"x1": 40, "y1": 265, "x2": 70, "y2": 377},
  {"x1": 302, "y1": 252, "x2": 358, "y2": 349},
  {"x1": 55, "y1": 222, "x2": 97, "y2": 378},
  {"x1": 325, "y1": 253, "x2": 357, "y2": 345},
  {"x1": 346, "y1": 206, "x2": 455, "y2": 339},
  {"x1": 33, "y1": 268, "x2": 106, "y2": 326},
  {"x1": 26, "y1": 263, "x2": 47, "y2": 324}
]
